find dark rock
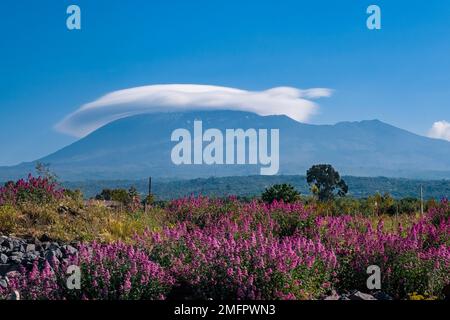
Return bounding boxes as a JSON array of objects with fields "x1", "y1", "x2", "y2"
[
  {"x1": 25, "y1": 252, "x2": 39, "y2": 261},
  {"x1": 39, "y1": 234, "x2": 52, "y2": 242},
  {"x1": 443, "y1": 284, "x2": 450, "y2": 301},
  {"x1": 12, "y1": 239, "x2": 24, "y2": 251},
  {"x1": 9, "y1": 256, "x2": 22, "y2": 264},
  {"x1": 0, "y1": 264, "x2": 19, "y2": 276},
  {"x1": 324, "y1": 290, "x2": 340, "y2": 300},
  {"x1": 62, "y1": 245, "x2": 78, "y2": 256},
  {"x1": 11, "y1": 251, "x2": 24, "y2": 259},
  {"x1": 49, "y1": 242, "x2": 60, "y2": 250},
  {"x1": 1, "y1": 239, "x2": 13, "y2": 251},
  {"x1": 0, "y1": 278, "x2": 7, "y2": 289},
  {"x1": 44, "y1": 249, "x2": 62, "y2": 262},
  {"x1": 372, "y1": 291, "x2": 393, "y2": 300},
  {"x1": 348, "y1": 291, "x2": 377, "y2": 300},
  {"x1": 7, "y1": 290, "x2": 20, "y2": 300}
]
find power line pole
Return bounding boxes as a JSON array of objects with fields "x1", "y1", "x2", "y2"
[
  {"x1": 145, "y1": 177, "x2": 153, "y2": 214},
  {"x1": 420, "y1": 185, "x2": 424, "y2": 216},
  {"x1": 148, "y1": 177, "x2": 152, "y2": 196}
]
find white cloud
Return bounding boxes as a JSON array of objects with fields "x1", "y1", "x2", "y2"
[
  {"x1": 428, "y1": 121, "x2": 450, "y2": 142},
  {"x1": 55, "y1": 84, "x2": 332, "y2": 138}
]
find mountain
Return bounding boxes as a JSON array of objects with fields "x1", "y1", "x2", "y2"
[{"x1": 1, "y1": 110, "x2": 450, "y2": 181}]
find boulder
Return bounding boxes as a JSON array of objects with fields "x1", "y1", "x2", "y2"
[{"x1": 348, "y1": 291, "x2": 377, "y2": 300}]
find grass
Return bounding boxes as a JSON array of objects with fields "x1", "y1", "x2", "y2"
[{"x1": 0, "y1": 197, "x2": 164, "y2": 242}]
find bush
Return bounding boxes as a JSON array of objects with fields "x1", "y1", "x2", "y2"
[
  {"x1": 0, "y1": 205, "x2": 21, "y2": 234},
  {"x1": 261, "y1": 184, "x2": 300, "y2": 204},
  {"x1": 0, "y1": 175, "x2": 64, "y2": 207}
]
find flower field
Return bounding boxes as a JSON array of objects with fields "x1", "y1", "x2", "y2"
[{"x1": 0, "y1": 185, "x2": 448, "y2": 300}]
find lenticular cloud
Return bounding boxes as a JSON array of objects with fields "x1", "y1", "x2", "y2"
[{"x1": 55, "y1": 84, "x2": 332, "y2": 138}]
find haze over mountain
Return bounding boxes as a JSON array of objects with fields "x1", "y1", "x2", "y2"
[{"x1": 1, "y1": 110, "x2": 450, "y2": 181}]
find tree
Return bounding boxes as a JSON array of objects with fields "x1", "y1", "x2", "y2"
[
  {"x1": 95, "y1": 187, "x2": 141, "y2": 211},
  {"x1": 306, "y1": 164, "x2": 348, "y2": 201},
  {"x1": 261, "y1": 184, "x2": 300, "y2": 204},
  {"x1": 96, "y1": 188, "x2": 128, "y2": 203},
  {"x1": 35, "y1": 162, "x2": 58, "y2": 183},
  {"x1": 128, "y1": 186, "x2": 139, "y2": 198},
  {"x1": 95, "y1": 189, "x2": 113, "y2": 201}
]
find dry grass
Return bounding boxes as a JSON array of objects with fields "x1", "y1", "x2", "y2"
[{"x1": 0, "y1": 197, "x2": 165, "y2": 243}]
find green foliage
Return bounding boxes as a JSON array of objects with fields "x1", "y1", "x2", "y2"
[
  {"x1": 307, "y1": 164, "x2": 348, "y2": 201},
  {"x1": 96, "y1": 188, "x2": 134, "y2": 204},
  {"x1": 145, "y1": 194, "x2": 155, "y2": 205},
  {"x1": 35, "y1": 162, "x2": 58, "y2": 183},
  {"x1": 261, "y1": 184, "x2": 300, "y2": 204},
  {"x1": 64, "y1": 189, "x2": 83, "y2": 204}
]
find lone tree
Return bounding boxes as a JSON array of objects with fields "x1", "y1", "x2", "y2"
[
  {"x1": 306, "y1": 164, "x2": 348, "y2": 201},
  {"x1": 261, "y1": 183, "x2": 300, "y2": 204},
  {"x1": 35, "y1": 162, "x2": 58, "y2": 183}
]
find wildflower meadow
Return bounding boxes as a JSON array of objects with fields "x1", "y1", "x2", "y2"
[{"x1": 0, "y1": 176, "x2": 448, "y2": 300}]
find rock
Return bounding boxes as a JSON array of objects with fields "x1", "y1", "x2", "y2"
[
  {"x1": 42, "y1": 242, "x2": 51, "y2": 250},
  {"x1": 8, "y1": 290, "x2": 20, "y2": 300},
  {"x1": 11, "y1": 251, "x2": 24, "y2": 258},
  {"x1": 9, "y1": 256, "x2": 22, "y2": 264},
  {"x1": 348, "y1": 291, "x2": 377, "y2": 300},
  {"x1": 39, "y1": 234, "x2": 52, "y2": 242},
  {"x1": 0, "y1": 278, "x2": 7, "y2": 289},
  {"x1": 324, "y1": 290, "x2": 340, "y2": 300},
  {"x1": 62, "y1": 245, "x2": 78, "y2": 256},
  {"x1": 49, "y1": 242, "x2": 60, "y2": 250},
  {"x1": 55, "y1": 249, "x2": 63, "y2": 259},
  {"x1": 26, "y1": 244, "x2": 36, "y2": 252},
  {"x1": 372, "y1": 291, "x2": 392, "y2": 300},
  {"x1": 443, "y1": 284, "x2": 450, "y2": 301},
  {"x1": 1, "y1": 239, "x2": 13, "y2": 251},
  {"x1": 338, "y1": 293, "x2": 351, "y2": 300},
  {"x1": 25, "y1": 252, "x2": 39, "y2": 261},
  {"x1": 33, "y1": 238, "x2": 42, "y2": 251},
  {"x1": 0, "y1": 264, "x2": 19, "y2": 277},
  {"x1": 12, "y1": 239, "x2": 25, "y2": 252},
  {"x1": 10, "y1": 252, "x2": 24, "y2": 264},
  {"x1": 0, "y1": 253, "x2": 7, "y2": 264},
  {"x1": 44, "y1": 249, "x2": 63, "y2": 262}
]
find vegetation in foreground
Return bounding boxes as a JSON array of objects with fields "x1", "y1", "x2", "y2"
[{"x1": 0, "y1": 173, "x2": 448, "y2": 300}]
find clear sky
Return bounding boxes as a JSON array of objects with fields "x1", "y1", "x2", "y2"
[{"x1": 0, "y1": 0, "x2": 449, "y2": 165}]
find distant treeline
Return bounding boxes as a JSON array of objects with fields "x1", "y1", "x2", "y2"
[{"x1": 61, "y1": 175, "x2": 450, "y2": 200}]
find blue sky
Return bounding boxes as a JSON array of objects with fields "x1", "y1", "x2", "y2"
[{"x1": 0, "y1": 0, "x2": 449, "y2": 165}]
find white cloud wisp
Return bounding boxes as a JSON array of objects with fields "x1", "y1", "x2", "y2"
[
  {"x1": 55, "y1": 84, "x2": 332, "y2": 138},
  {"x1": 428, "y1": 120, "x2": 450, "y2": 142}
]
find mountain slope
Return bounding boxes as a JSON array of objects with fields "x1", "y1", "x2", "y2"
[{"x1": 1, "y1": 110, "x2": 450, "y2": 180}]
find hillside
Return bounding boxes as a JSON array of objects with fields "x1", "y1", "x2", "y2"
[{"x1": 63, "y1": 175, "x2": 450, "y2": 200}]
